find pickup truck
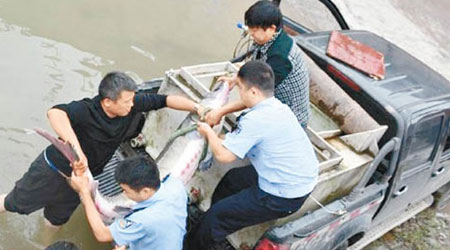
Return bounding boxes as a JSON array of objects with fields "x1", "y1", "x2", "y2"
[{"x1": 96, "y1": 1, "x2": 450, "y2": 249}]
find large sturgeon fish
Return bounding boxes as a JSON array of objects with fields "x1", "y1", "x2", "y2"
[
  {"x1": 157, "y1": 81, "x2": 230, "y2": 184},
  {"x1": 33, "y1": 128, "x2": 134, "y2": 224}
]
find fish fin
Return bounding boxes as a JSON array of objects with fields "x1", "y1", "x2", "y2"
[
  {"x1": 198, "y1": 156, "x2": 213, "y2": 171},
  {"x1": 198, "y1": 144, "x2": 214, "y2": 171}
]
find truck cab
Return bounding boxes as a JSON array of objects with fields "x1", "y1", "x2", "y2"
[{"x1": 251, "y1": 2, "x2": 450, "y2": 248}]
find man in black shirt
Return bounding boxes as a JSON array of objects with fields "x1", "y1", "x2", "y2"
[{"x1": 0, "y1": 71, "x2": 202, "y2": 228}]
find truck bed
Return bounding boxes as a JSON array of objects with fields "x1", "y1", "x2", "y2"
[{"x1": 137, "y1": 63, "x2": 374, "y2": 248}]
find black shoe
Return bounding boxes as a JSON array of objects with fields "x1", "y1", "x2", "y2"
[
  {"x1": 184, "y1": 204, "x2": 206, "y2": 250},
  {"x1": 187, "y1": 204, "x2": 205, "y2": 230}
]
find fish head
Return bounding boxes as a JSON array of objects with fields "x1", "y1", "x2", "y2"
[{"x1": 201, "y1": 81, "x2": 230, "y2": 109}]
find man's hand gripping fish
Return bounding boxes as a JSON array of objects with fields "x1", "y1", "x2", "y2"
[{"x1": 33, "y1": 128, "x2": 134, "y2": 224}]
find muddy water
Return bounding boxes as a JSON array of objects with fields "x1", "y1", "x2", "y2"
[{"x1": 0, "y1": 0, "x2": 337, "y2": 249}]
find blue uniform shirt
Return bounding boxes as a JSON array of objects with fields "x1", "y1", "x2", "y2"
[
  {"x1": 223, "y1": 97, "x2": 319, "y2": 198},
  {"x1": 109, "y1": 176, "x2": 188, "y2": 250}
]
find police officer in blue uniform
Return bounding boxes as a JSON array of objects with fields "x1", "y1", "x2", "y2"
[
  {"x1": 192, "y1": 61, "x2": 319, "y2": 249},
  {"x1": 71, "y1": 156, "x2": 188, "y2": 250}
]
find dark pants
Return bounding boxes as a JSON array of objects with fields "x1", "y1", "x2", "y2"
[
  {"x1": 190, "y1": 165, "x2": 309, "y2": 250},
  {"x1": 4, "y1": 152, "x2": 80, "y2": 225}
]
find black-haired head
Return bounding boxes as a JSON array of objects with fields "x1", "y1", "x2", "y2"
[
  {"x1": 115, "y1": 156, "x2": 160, "y2": 192},
  {"x1": 245, "y1": 1, "x2": 283, "y2": 31},
  {"x1": 45, "y1": 241, "x2": 79, "y2": 250},
  {"x1": 237, "y1": 60, "x2": 275, "y2": 96},
  {"x1": 99, "y1": 71, "x2": 137, "y2": 101}
]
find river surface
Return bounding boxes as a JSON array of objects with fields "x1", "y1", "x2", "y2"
[
  {"x1": 0, "y1": 0, "x2": 449, "y2": 249},
  {"x1": 0, "y1": 1, "x2": 258, "y2": 249}
]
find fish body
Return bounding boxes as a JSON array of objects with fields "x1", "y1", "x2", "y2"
[
  {"x1": 158, "y1": 82, "x2": 230, "y2": 184},
  {"x1": 34, "y1": 128, "x2": 134, "y2": 224}
]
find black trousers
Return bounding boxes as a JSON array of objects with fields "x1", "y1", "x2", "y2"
[
  {"x1": 4, "y1": 152, "x2": 80, "y2": 225},
  {"x1": 190, "y1": 165, "x2": 309, "y2": 250}
]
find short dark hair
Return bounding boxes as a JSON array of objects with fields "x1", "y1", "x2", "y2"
[
  {"x1": 98, "y1": 71, "x2": 137, "y2": 101},
  {"x1": 45, "y1": 241, "x2": 79, "y2": 250},
  {"x1": 245, "y1": 1, "x2": 283, "y2": 30},
  {"x1": 115, "y1": 156, "x2": 160, "y2": 192},
  {"x1": 237, "y1": 60, "x2": 274, "y2": 96}
]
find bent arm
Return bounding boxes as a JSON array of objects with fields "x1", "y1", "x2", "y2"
[
  {"x1": 202, "y1": 126, "x2": 237, "y2": 163},
  {"x1": 79, "y1": 190, "x2": 114, "y2": 242},
  {"x1": 205, "y1": 100, "x2": 246, "y2": 126},
  {"x1": 47, "y1": 108, "x2": 81, "y2": 151},
  {"x1": 217, "y1": 100, "x2": 246, "y2": 116},
  {"x1": 47, "y1": 108, "x2": 87, "y2": 174}
]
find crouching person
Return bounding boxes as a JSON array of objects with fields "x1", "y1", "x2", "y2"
[
  {"x1": 192, "y1": 61, "x2": 319, "y2": 249},
  {"x1": 70, "y1": 156, "x2": 187, "y2": 250}
]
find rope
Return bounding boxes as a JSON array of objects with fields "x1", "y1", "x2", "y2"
[
  {"x1": 309, "y1": 194, "x2": 347, "y2": 216},
  {"x1": 168, "y1": 125, "x2": 197, "y2": 142},
  {"x1": 233, "y1": 33, "x2": 253, "y2": 59}
]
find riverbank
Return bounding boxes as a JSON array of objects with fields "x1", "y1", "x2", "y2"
[{"x1": 366, "y1": 206, "x2": 450, "y2": 250}]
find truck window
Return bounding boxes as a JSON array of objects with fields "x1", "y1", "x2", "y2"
[
  {"x1": 403, "y1": 116, "x2": 443, "y2": 171},
  {"x1": 280, "y1": 0, "x2": 341, "y2": 31}
]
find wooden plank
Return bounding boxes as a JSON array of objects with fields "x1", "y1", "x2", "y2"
[
  {"x1": 180, "y1": 62, "x2": 238, "y2": 97},
  {"x1": 326, "y1": 31, "x2": 385, "y2": 79}
]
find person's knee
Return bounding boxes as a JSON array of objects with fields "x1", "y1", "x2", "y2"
[
  {"x1": 43, "y1": 199, "x2": 79, "y2": 227},
  {"x1": 44, "y1": 215, "x2": 69, "y2": 227},
  {"x1": 44, "y1": 218, "x2": 63, "y2": 230},
  {"x1": 43, "y1": 208, "x2": 72, "y2": 227},
  {"x1": 217, "y1": 172, "x2": 234, "y2": 190},
  {"x1": 1, "y1": 193, "x2": 35, "y2": 215},
  {"x1": 216, "y1": 168, "x2": 247, "y2": 193},
  {"x1": 223, "y1": 167, "x2": 241, "y2": 180},
  {"x1": 224, "y1": 166, "x2": 257, "y2": 185}
]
